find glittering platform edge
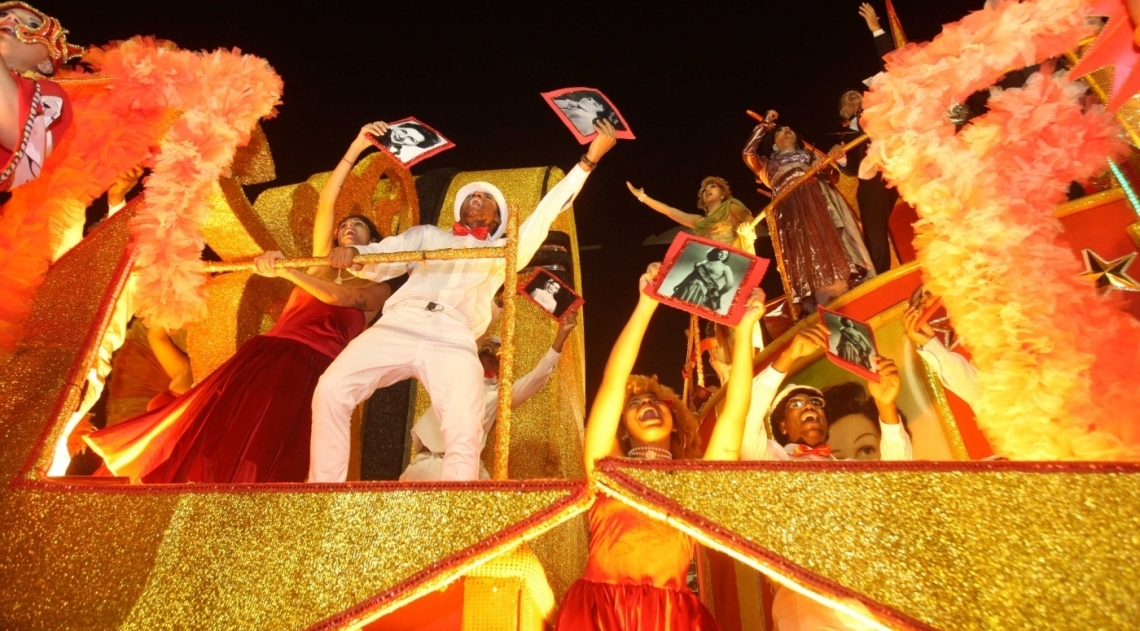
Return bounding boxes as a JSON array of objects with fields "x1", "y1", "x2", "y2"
[
  {"x1": 594, "y1": 458, "x2": 1140, "y2": 631},
  {"x1": 307, "y1": 479, "x2": 592, "y2": 630}
]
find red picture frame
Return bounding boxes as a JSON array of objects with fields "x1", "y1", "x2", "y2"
[
  {"x1": 819, "y1": 307, "x2": 880, "y2": 382},
  {"x1": 645, "y1": 232, "x2": 768, "y2": 326},
  {"x1": 540, "y1": 87, "x2": 636, "y2": 145},
  {"x1": 517, "y1": 268, "x2": 584, "y2": 322},
  {"x1": 366, "y1": 116, "x2": 455, "y2": 168}
]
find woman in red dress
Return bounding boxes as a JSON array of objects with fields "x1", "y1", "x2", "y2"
[
  {"x1": 85, "y1": 122, "x2": 398, "y2": 483},
  {"x1": 557, "y1": 264, "x2": 765, "y2": 630}
]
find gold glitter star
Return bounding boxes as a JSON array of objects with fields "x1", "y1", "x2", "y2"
[{"x1": 1078, "y1": 248, "x2": 1140, "y2": 293}]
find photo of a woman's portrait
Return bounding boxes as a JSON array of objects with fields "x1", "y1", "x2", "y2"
[
  {"x1": 530, "y1": 277, "x2": 560, "y2": 313},
  {"x1": 822, "y1": 310, "x2": 877, "y2": 374},
  {"x1": 552, "y1": 90, "x2": 624, "y2": 136},
  {"x1": 520, "y1": 270, "x2": 583, "y2": 320},
  {"x1": 662, "y1": 244, "x2": 752, "y2": 317},
  {"x1": 823, "y1": 382, "x2": 909, "y2": 460},
  {"x1": 376, "y1": 120, "x2": 446, "y2": 163}
]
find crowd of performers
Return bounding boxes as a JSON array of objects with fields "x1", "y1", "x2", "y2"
[{"x1": 6, "y1": 2, "x2": 1003, "y2": 630}]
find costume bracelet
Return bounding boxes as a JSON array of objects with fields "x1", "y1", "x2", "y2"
[
  {"x1": 579, "y1": 154, "x2": 598, "y2": 170},
  {"x1": 637, "y1": 192, "x2": 647, "y2": 203}
]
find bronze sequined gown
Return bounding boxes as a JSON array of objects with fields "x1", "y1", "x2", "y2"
[{"x1": 766, "y1": 149, "x2": 868, "y2": 308}]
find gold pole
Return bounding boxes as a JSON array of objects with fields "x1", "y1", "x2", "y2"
[
  {"x1": 492, "y1": 208, "x2": 520, "y2": 480},
  {"x1": 201, "y1": 246, "x2": 508, "y2": 273},
  {"x1": 743, "y1": 133, "x2": 869, "y2": 232}
]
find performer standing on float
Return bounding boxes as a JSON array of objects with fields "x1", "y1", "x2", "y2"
[
  {"x1": 83, "y1": 123, "x2": 398, "y2": 483},
  {"x1": 310, "y1": 120, "x2": 619, "y2": 483},
  {"x1": 626, "y1": 176, "x2": 754, "y2": 253},
  {"x1": 401, "y1": 312, "x2": 577, "y2": 481},
  {"x1": 557, "y1": 263, "x2": 764, "y2": 631},
  {"x1": 743, "y1": 112, "x2": 874, "y2": 313},
  {"x1": 625, "y1": 177, "x2": 754, "y2": 384},
  {"x1": 829, "y1": 2, "x2": 900, "y2": 275},
  {"x1": 0, "y1": 2, "x2": 81, "y2": 191}
]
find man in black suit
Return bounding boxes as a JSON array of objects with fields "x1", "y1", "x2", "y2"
[{"x1": 829, "y1": 3, "x2": 898, "y2": 275}]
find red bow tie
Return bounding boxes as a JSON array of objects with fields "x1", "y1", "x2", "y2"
[
  {"x1": 452, "y1": 223, "x2": 490, "y2": 240},
  {"x1": 484, "y1": 370, "x2": 498, "y2": 379},
  {"x1": 790, "y1": 444, "x2": 833, "y2": 458}
]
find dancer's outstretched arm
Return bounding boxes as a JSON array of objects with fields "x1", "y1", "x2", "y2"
[
  {"x1": 626, "y1": 182, "x2": 702, "y2": 228},
  {"x1": 312, "y1": 122, "x2": 388, "y2": 260},
  {"x1": 583, "y1": 264, "x2": 660, "y2": 477},
  {"x1": 255, "y1": 251, "x2": 392, "y2": 313}
]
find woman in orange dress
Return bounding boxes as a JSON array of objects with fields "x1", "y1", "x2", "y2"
[{"x1": 557, "y1": 264, "x2": 765, "y2": 630}]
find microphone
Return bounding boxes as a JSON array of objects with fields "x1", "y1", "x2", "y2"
[{"x1": 747, "y1": 109, "x2": 779, "y2": 123}]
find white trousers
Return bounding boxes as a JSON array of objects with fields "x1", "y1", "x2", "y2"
[
  {"x1": 400, "y1": 452, "x2": 491, "y2": 482},
  {"x1": 308, "y1": 306, "x2": 485, "y2": 482}
]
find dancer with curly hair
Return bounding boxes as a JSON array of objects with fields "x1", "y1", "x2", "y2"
[{"x1": 557, "y1": 263, "x2": 766, "y2": 630}]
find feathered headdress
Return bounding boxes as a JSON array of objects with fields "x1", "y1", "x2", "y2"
[{"x1": 0, "y1": 2, "x2": 84, "y2": 67}]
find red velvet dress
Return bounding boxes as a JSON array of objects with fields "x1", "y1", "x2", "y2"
[
  {"x1": 85, "y1": 288, "x2": 365, "y2": 483},
  {"x1": 557, "y1": 495, "x2": 719, "y2": 630}
]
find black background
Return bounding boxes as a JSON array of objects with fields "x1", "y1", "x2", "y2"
[{"x1": 68, "y1": 0, "x2": 980, "y2": 407}]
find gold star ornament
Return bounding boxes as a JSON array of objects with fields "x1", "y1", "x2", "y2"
[{"x1": 1078, "y1": 248, "x2": 1140, "y2": 292}]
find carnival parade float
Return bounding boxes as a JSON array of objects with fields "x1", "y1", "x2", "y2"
[{"x1": 2, "y1": 0, "x2": 1140, "y2": 629}]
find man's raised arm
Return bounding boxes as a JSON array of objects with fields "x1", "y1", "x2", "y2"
[{"x1": 516, "y1": 120, "x2": 617, "y2": 269}]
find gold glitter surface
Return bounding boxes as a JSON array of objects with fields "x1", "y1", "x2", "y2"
[
  {"x1": 411, "y1": 166, "x2": 589, "y2": 603},
  {"x1": 112, "y1": 487, "x2": 583, "y2": 630},
  {"x1": 200, "y1": 178, "x2": 280, "y2": 260},
  {"x1": 253, "y1": 182, "x2": 311, "y2": 257},
  {"x1": 0, "y1": 164, "x2": 595, "y2": 629},
  {"x1": 0, "y1": 489, "x2": 182, "y2": 630},
  {"x1": 1054, "y1": 187, "x2": 1125, "y2": 219},
  {"x1": 202, "y1": 245, "x2": 509, "y2": 273},
  {"x1": 200, "y1": 124, "x2": 280, "y2": 260},
  {"x1": 494, "y1": 206, "x2": 520, "y2": 481},
  {"x1": 597, "y1": 460, "x2": 1140, "y2": 630},
  {"x1": 463, "y1": 546, "x2": 555, "y2": 630},
  {"x1": 186, "y1": 271, "x2": 293, "y2": 381},
  {"x1": 836, "y1": 172, "x2": 861, "y2": 219},
  {"x1": 230, "y1": 122, "x2": 276, "y2": 185},
  {"x1": 206, "y1": 143, "x2": 418, "y2": 263},
  {"x1": 9, "y1": 208, "x2": 136, "y2": 478}
]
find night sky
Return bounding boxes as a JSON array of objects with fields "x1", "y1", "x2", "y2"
[{"x1": 71, "y1": 1, "x2": 980, "y2": 404}]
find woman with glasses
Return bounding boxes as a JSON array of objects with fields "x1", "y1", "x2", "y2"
[
  {"x1": 740, "y1": 322, "x2": 911, "y2": 462},
  {"x1": 556, "y1": 264, "x2": 765, "y2": 631}
]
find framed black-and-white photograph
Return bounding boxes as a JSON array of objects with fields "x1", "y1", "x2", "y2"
[
  {"x1": 367, "y1": 116, "x2": 454, "y2": 168},
  {"x1": 819, "y1": 307, "x2": 880, "y2": 382},
  {"x1": 646, "y1": 233, "x2": 767, "y2": 326},
  {"x1": 541, "y1": 87, "x2": 635, "y2": 145},
  {"x1": 518, "y1": 268, "x2": 585, "y2": 322}
]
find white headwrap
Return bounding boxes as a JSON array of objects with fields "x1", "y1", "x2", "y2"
[{"x1": 453, "y1": 182, "x2": 508, "y2": 241}]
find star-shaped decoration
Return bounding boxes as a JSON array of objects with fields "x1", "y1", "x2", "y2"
[
  {"x1": 595, "y1": 458, "x2": 1140, "y2": 630},
  {"x1": 1068, "y1": 0, "x2": 1140, "y2": 111},
  {"x1": 1078, "y1": 248, "x2": 1140, "y2": 292}
]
